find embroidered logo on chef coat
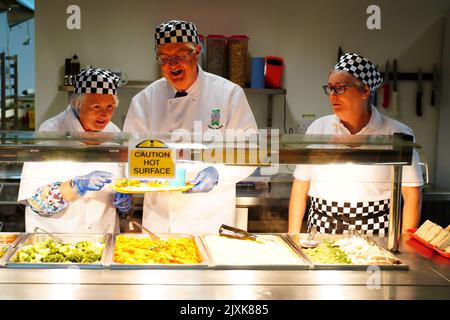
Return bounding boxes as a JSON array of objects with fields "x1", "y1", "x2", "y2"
[{"x1": 208, "y1": 108, "x2": 223, "y2": 129}]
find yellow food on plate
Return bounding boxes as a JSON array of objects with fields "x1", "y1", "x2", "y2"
[
  {"x1": 113, "y1": 235, "x2": 202, "y2": 264},
  {"x1": 115, "y1": 179, "x2": 141, "y2": 188},
  {"x1": 114, "y1": 179, "x2": 176, "y2": 190},
  {"x1": 145, "y1": 180, "x2": 169, "y2": 188}
]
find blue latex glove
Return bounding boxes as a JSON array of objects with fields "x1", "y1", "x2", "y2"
[
  {"x1": 113, "y1": 192, "x2": 132, "y2": 216},
  {"x1": 73, "y1": 171, "x2": 113, "y2": 196},
  {"x1": 185, "y1": 166, "x2": 219, "y2": 193}
]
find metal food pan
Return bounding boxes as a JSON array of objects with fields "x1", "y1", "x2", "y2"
[
  {"x1": 108, "y1": 233, "x2": 211, "y2": 269},
  {"x1": 200, "y1": 233, "x2": 311, "y2": 270},
  {"x1": 0, "y1": 232, "x2": 24, "y2": 247},
  {"x1": 287, "y1": 233, "x2": 409, "y2": 270},
  {"x1": 6, "y1": 233, "x2": 111, "y2": 269},
  {"x1": 0, "y1": 244, "x2": 13, "y2": 267}
]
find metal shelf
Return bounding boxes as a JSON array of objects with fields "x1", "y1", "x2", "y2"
[{"x1": 1, "y1": 53, "x2": 19, "y2": 129}]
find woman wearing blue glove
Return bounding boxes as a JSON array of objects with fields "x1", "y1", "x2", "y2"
[{"x1": 18, "y1": 68, "x2": 131, "y2": 233}]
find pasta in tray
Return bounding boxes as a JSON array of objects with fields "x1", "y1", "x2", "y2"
[{"x1": 113, "y1": 235, "x2": 202, "y2": 264}]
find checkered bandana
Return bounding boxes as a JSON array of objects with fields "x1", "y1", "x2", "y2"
[
  {"x1": 74, "y1": 68, "x2": 120, "y2": 95},
  {"x1": 334, "y1": 53, "x2": 383, "y2": 94},
  {"x1": 307, "y1": 197, "x2": 390, "y2": 235},
  {"x1": 155, "y1": 20, "x2": 199, "y2": 47}
]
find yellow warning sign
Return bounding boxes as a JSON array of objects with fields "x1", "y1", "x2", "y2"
[
  {"x1": 136, "y1": 139, "x2": 168, "y2": 148},
  {"x1": 128, "y1": 140, "x2": 175, "y2": 179}
]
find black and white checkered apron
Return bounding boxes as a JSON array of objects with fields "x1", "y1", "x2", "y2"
[{"x1": 307, "y1": 196, "x2": 390, "y2": 235}]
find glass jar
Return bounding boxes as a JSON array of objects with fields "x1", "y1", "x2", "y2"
[
  {"x1": 228, "y1": 35, "x2": 249, "y2": 88},
  {"x1": 206, "y1": 35, "x2": 227, "y2": 77},
  {"x1": 198, "y1": 34, "x2": 206, "y2": 70}
]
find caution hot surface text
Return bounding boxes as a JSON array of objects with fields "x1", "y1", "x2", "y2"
[{"x1": 129, "y1": 149, "x2": 175, "y2": 178}]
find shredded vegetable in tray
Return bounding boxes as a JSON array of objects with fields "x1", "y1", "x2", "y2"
[
  {"x1": 303, "y1": 240, "x2": 352, "y2": 264},
  {"x1": 12, "y1": 239, "x2": 104, "y2": 263},
  {"x1": 113, "y1": 235, "x2": 202, "y2": 264}
]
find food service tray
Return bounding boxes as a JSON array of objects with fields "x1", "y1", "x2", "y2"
[
  {"x1": 6, "y1": 233, "x2": 111, "y2": 269},
  {"x1": 0, "y1": 232, "x2": 24, "y2": 247},
  {"x1": 0, "y1": 244, "x2": 14, "y2": 267},
  {"x1": 406, "y1": 228, "x2": 450, "y2": 259},
  {"x1": 287, "y1": 233, "x2": 409, "y2": 270},
  {"x1": 108, "y1": 233, "x2": 211, "y2": 269},
  {"x1": 199, "y1": 233, "x2": 311, "y2": 270}
]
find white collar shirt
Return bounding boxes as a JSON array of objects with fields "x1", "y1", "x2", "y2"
[{"x1": 294, "y1": 106, "x2": 423, "y2": 202}]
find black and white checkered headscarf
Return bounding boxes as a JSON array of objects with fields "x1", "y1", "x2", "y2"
[
  {"x1": 74, "y1": 68, "x2": 120, "y2": 95},
  {"x1": 334, "y1": 53, "x2": 383, "y2": 94},
  {"x1": 155, "y1": 20, "x2": 199, "y2": 48}
]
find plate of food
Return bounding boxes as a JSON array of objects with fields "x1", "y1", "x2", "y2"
[
  {"x1": 110, "y1": 179, "x2": 193, "y2": 194},
  {"x1": 407, "y1": 220, "x2": 450, "y2": 259}
]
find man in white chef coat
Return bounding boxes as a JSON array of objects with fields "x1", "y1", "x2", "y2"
[
  {"x1": 123, "y1": 20, "x2": 258, "y2": 235},
  {"x1": 18, "y1": 68, "x2": 131, "y2": 233}
]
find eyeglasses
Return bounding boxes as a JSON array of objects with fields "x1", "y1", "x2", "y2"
[
  {"x1": 322, "y1": 84, "x2": 361, "y2": 95},
  {"x1": 156, "y1": 49, "x2": 195, "y2": 65}
]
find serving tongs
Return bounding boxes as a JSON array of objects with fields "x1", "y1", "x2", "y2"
[
  {"x1": 218, "y1": 224, "x2": 270, "y2": 244},
  {"x1": 33, "y1": 227, "x2": 65, "y2": 245},
  {"x1": 128, "y1": 221, "x2": 160, "y2": 241}
]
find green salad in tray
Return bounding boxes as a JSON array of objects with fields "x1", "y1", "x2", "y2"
[
  {"x1": 303, "y1": 240, "x2": 351, "y2": 264},
  {"x1": 13, "y1": 239, "x2": 104, "y2": 263}
]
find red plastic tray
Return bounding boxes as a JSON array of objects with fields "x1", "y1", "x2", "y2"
[{"x1": 406, "y1": 228, "x2": 450, "y2": 259}]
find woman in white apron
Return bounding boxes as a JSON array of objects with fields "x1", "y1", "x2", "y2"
[
  {"x1": 289, "y1": 53, "x2": 423, "y2": 236},
  {"x1": 18, "y1": 68, "x2": 131, "y2": 234}
]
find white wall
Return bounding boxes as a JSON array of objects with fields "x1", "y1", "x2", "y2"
[
  {"x1": 35, "y1": 0, "x2": 450, "y2": 183},
  {"x1": 436, "y1": 11, "x2": 450, "y2": 189}
]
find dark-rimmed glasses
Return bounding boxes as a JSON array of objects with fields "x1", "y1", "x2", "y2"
[
  {"x1": 322, "y1": 84, "x2": 361, "y2": 95},
  {"x1": 156, "y1": 49, "x2": 195, "y2": 65}
]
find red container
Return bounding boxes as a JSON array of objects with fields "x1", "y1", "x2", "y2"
[
  {"x1": 265, "y1": 56, "x2": 284, "y2": 88},
  {"x1": 407, "y1": 228, "x2": 450, "y2": 259}
]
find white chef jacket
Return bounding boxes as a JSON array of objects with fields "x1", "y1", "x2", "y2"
[
  {"x1": 123, "y1": 66, "x2": 258, "y2": 235},
  {"x1": 17, "y1": 106, "x2": 123, "y2": 233},
  {"x1": 294, "y1": 105, "x2": 423, "y2": 202}
]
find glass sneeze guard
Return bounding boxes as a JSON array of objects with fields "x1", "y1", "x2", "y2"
[{"x1": 0, "y1": 130, "x2": 425, "y2": 252}]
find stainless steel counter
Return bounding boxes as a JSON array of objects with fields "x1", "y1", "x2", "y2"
[{"x1": 0, "y1": 235, "x2": 448, "y2": 300}]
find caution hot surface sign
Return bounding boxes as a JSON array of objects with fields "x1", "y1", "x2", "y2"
[{"x1": 128, "y1": 139, "x2": 175, "y2": 179}]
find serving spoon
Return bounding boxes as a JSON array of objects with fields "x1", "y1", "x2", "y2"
[
  {"x1": 34, "y1": 227, "x2": 65, "y2": 245},
  {"x1": 299, "y1": 225, "x2": 319, "y2": 248},
  {"x1": 128, "y1": 221, "x2": 160, "y2": 241}
]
